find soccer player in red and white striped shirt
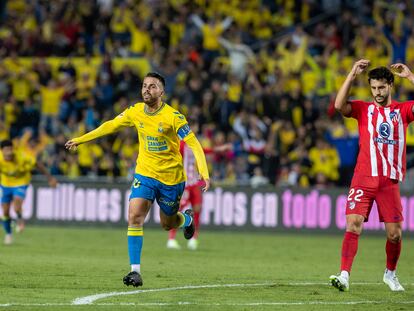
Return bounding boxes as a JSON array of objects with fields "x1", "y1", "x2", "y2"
[{"x1": 330, "y1": 60, "x2": 414, "y2": 292}]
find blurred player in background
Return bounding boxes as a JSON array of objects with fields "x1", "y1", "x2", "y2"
[
  {"x1": 65, "y1": 72, "x2": 210, "y2": 287},
  {"x1": 167, "y1": 121, "x2": 204, "y2": 251},
  {"x1": 330, "y1": 60, "x2": 414, "y2": 292},
  {"x1": 16, "y1": 129, "x2": 58, "y2": 191},
  {"x1": 0, "y1": 138, "x2": 56, "y2": 244}
]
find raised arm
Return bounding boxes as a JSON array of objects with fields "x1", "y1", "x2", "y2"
[
  {"x1": 335, "y1": 59, "x2": 370, "y2": 116},
  {"x1": 220, "y1": 16, "x2": 233, "y2": 31},
  {"x1": 391, "y1": 63, "x2": 414, "y2": 113},
  {"x1": 65, "y1": 112, "x2": 132, "y2": 150},
  {"x1": 242, "y1": 44, "x2": 255, "y2": 60},
  {"x1": 218, "y1": 37, "x2": 233, "y2": 50},
  {"x1": 391, "y1": 63, "x2": 414, "y2": 82},
  {"x1": 190, "y1": 14, "x2": 204, "y2": 29}
]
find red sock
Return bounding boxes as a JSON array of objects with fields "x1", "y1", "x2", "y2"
[
  {"x1": 386, "y1": 240, "x2": 401, "y2": 271},
  {"x1": 168, "y1": 228, "x2": 177, "y2": 240},
  {"x1": 193, "y1": 211, "x2": 200, "y2": 239},
  {"x1": 340, "y1": 232, "x2": 360, "y2": 273}
]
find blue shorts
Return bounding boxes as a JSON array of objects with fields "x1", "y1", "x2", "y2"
[
  {"x1": 129, "y1": 174, "x2": 185, "y2": 216},
  {"x1": 0, "y1": 185, "x2": 29, "y2": 204}
]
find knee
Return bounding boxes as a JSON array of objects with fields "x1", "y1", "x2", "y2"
[
  {"x1": 387, "y1": 231, "x2": 402, "y2": 243},
  {"x1": 2, "y1": 206, "x2": 10, "y2": 217},
  {"x1": 346, "y1": 220, "x2": 363, "y2": 234},
  {"x1": 13, "y1": 201, "x2": 23, "y2": 209},
  {"x1": 128, "y1": 213, "x2": 144, "y2": 227}
]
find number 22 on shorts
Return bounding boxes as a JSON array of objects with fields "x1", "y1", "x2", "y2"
[{"x1": 348, "y1": 188, "x2": 364, "y2": 202}]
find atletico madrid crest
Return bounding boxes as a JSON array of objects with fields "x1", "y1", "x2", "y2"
[{"x1": 389, "y1": 111, "x2": 399, "y2": 123}]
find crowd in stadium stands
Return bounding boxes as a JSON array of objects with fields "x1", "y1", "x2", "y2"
[{"x1": 1, "y1": 0, "x2": 414, "y2": 188}]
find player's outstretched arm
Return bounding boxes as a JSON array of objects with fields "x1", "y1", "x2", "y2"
[
  {"x1": 335, "y1": 59, "x2": 370, "y2": 116},
  {"x1": 184, "y1": 135, "x2": 210, "y2": 192},
  {"x1": 65, "y1": 118, "x2": 128, "y2": 151}
]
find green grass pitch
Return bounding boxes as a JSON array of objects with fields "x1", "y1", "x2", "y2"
[{"x1": 0, "y1": 226, "x2": 413, "y2": 311}]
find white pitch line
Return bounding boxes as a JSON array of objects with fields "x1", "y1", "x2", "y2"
[
  {"x1": 0, "y1": 303, "x2": 68, "y2": 307},
  {"x1": 72, "y1": 283, "x2": 273, "y2": 305},
  {"x1": 1, "y1": 282, "x2": 413, "y2": 308},
  {"x1": 1, "y1": 301, "x2": 414, "y2": 308},
  {"x1": 72, "y1": 282, "x2": 412, "y2": 305}
]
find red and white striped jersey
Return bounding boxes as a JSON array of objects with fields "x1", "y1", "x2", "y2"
[
  {"x1": 180, "y1": 141, "x2": 202, "y2": 186},
  {"x1": 350, "y1": 100, "x2": 414, "y2": 181}
]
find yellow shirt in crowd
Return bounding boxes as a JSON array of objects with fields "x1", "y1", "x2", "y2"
[{"x1": 40, "y1": 86, "x2": 65, "y2": 116}]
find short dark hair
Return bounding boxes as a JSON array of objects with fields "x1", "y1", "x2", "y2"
[
  {"x1": 368, "y1": 67, "x2": 394, "y2": 85},
  {"x1": 144, "y1": 72, "x2": 165, "y2": 88},
  {"x1": 0, "y1": 139, "x2": 12, "y2": 149}
]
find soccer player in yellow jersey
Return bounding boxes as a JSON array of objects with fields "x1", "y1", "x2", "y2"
[
  {"x1": 0, "y1": 138, "x2": 56, "y2": 244},
  {"x1": 0, "y1": 140, "x2": 36, "y2": 245},
  {"x1": 65, "y1": 72, "x2": 210, "y2": 287}
]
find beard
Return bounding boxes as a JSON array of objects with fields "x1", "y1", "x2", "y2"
[
  {"x1": 375, "y1": 94, "x2": 388, "y2": 105},
  {"x1": 143, "y1": 93, "x2": 158, "y2": 106}
]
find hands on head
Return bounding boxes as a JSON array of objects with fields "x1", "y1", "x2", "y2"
[
  {"x1": 350, "y1": 60, "x2": 413, "y2": 81},
  {"x1": 351, "y1": 59, "x2": 370, "y2": 77},
  {"x1": 390, "y1": 63, "x2": 414, "y2": 79}
]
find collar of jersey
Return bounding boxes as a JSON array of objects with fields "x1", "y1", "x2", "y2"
[{"x1": 144, "y1": 102, "x2": 165, "y2": 116}]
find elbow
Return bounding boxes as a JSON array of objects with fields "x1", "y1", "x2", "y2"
[
  {"x1": 334, "y1": 104, "x2": 341, "y2": 113},
  {"x1": 334, "y1": 100, "x2": 350, "y2": 117},
  {"x1": 334, "y1": 99, "x2": 343, "y2": 112}
]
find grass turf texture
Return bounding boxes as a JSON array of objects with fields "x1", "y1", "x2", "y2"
[{"x1": 0, "y1": 226, "x2": 413, "y2": 311}]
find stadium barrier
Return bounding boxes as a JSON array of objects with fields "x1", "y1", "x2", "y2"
[{"x1": 4, "y1": 180, "x2": 414, "y2": 235}]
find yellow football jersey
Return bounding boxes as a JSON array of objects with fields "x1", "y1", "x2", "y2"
[
  {"x1": 111, "y1": 102, "x2": 194, "y2": 185},
  {"x1": 0, "y1": 151, "x2": 36, "y2": 187}
]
